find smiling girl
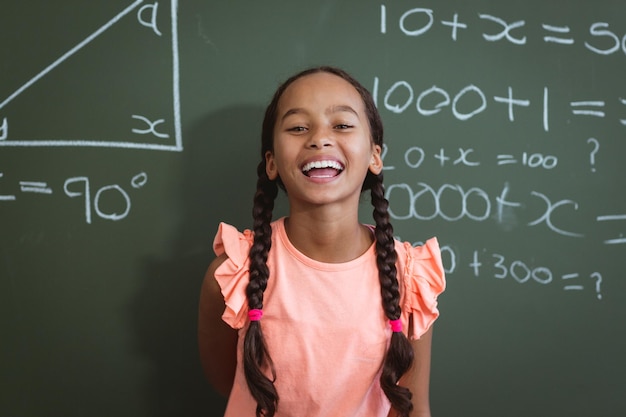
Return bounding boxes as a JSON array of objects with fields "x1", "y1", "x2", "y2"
[{"x1": 198, "y1": 66, "x2": 445, "y2": 417}]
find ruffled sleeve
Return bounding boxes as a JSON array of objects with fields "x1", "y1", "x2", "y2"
[
  {"x1": 396, "y1": 238, "x2": 446, "y2": 340},
  {"x1": 212, "y1": 223, "x2": 254, "y2": 329}
]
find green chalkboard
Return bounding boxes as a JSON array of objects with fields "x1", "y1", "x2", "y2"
[{"x1": 1, "y1": 1, "x2": 625, "y2": 416}]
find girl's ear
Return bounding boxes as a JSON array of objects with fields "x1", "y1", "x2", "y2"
[
  {"x1": 369, "y1": 145, "x2": 383, "y2": 175},
  {"x1": 265, "y1": 151, "x2": 279, "y2": 180}
]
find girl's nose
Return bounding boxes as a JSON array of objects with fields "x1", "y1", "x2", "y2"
[{"x1": 306, "y1": 127, "x2": 333, "y2": 149}]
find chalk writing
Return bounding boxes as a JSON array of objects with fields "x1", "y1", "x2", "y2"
[
  {"x1": 373, "y1": 78, "x2": 624, "y2": 132},
  {"x1": 496, "y1": 152, "x2": 558, "y2": 169},
  {"x1": 596, "y1": 215, "x2": 626, "y2": 245},
  {"x1": 19, "y1": 182, "x2": 52, "y2": 195},
  {"x1": 386, "y1": 179, "x2": 625, "y2": 250},
  {"x1": 0, "y1": 171, "x2": 147, "y2": 223},
  {"x1": 380, "y1": 5, "x2": 626, "y2": 56},
  {"x1": 138, "y1": 2, "x2": 163, "y2": 37},
  {"x1": 393, "y1": 242, "x2": 605, "y2": 299},
  {"x1": 131, "y1": 115, "x2": 171, "y2": 139},
  {"x1": 542, "y1": 24, "x2": 574, "y2": 45},
  {"x1": 383, "y1": 144, "x2": 561, "y2": 170},
  {"x1": 0, "y1": 173, "x2": 16, "y2": 201},
  {"x1": 561, "y1": 272, "x2": 603, "y2": 299},
  {"x1": 586, "y1": 138, "x2": 600, "y2": 172},
  {"x1": 0, "y1": 0, "x2": 182, "y2": 151},
  {"x1": 385, "y1": 182, "x2": 586, "y2": 237},
  {"x1": 375, "y1": 3, "x2": 622, "y2": 301},
  {"x1": 63, "y1": 172, "x2": 148, "y2": 224},
  {"x1": 0, "y1": 118, "x2": 7, "y2": 140}
]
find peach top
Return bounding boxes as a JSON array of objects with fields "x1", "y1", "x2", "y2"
[{"x1": 213, "y1": 218, "x2": 445, "y2": 417}]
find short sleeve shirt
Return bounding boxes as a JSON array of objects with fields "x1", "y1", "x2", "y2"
[{"x1": 212, "y1": 218, "x2": 445, "y2": 417}]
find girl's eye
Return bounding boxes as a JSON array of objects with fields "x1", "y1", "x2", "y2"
[
  {"x1": 335, "y1": 124, "x2": 354, "y2": 130},
  {"x1": 287, "y1": 126, "x2": 307, "y2": 132}
]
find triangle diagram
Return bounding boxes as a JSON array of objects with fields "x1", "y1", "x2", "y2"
[{"x1": 0, "y1": 0, "x2": 182, "y2": 151}]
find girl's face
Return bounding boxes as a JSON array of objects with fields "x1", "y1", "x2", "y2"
[{"x1": 265, "y1": 72, "x2": 382, "y2": 209}]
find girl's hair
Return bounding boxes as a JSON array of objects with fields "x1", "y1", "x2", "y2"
[{"x1": 244, "y1": 66, "x2": 415, "y2": 417}]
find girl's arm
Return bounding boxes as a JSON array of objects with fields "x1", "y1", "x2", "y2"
[
  {"x1": 197, "y1": 254, "x2": 239, "y2": 397},
  {"x1": 388, "y1": 325, "x2": 434, "y2": 417}
]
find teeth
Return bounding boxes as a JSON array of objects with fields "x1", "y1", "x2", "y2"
[{"x1": 302, "y1": 160, "x2": 344, "y2": 172}]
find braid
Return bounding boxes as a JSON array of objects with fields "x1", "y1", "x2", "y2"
[
  {"x1": 243, "y1": 161, "x2": 279, "y2": 417},
  {"x1": 371, "y1": 175, "x2": 415, "y2": 417}
]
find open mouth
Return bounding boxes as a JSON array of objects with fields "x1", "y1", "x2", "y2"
[{"x1": 301, "y1": 160, "x2": 345, "y2": 178}]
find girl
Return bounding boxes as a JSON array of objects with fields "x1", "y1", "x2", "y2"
[{"x1": 198, "y1": 66, "x2": 445, "y2": 417}]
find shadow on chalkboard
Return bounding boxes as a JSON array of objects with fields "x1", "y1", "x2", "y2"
[{"x1": 129, "y1": 105, "x2": 264, "y2": 417}]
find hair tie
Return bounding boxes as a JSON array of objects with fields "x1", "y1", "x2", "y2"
[
  {"x1": 389, "y1": 319, "x2": 403, "y2": 333},
  {"x1": 248, "y1": 309, "x2": 263, "y2": 321}
]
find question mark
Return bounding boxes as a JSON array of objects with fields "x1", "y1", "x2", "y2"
[
  {"x1": 587, "y1": 138, "x2": 599, "y2": 172},
  {"x1": 590, "y1": 272, "x2": 602, "y2": 300}
]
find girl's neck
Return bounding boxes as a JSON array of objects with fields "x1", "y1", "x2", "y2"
[{"x1": 283, "y1": 210, "x2": 373, "y2": 263}]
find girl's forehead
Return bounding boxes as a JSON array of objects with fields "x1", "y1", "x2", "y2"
[{"x1": 278, "y1": 72, "x2": 364, "y2": 111}]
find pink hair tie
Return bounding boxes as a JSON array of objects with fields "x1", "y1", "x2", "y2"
[
  {"x1": 248, "y1": 309, "x2": 263, "y2": 321},
  {"x1": 389, "y1": 319, "x2": 403, "y2": 333}
]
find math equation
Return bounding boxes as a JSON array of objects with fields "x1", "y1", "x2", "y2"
[
  {"x1": 375, "y1": 3, "x2": 625, "y2": 300},
  {"x1": 0, "y1": 171, "x2": 148, "y2": 224}
]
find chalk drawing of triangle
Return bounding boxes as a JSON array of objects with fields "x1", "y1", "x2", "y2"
[{"x1": 0, "y1": 0, "x2": 182, "y2": 151}]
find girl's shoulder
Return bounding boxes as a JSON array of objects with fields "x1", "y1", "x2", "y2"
[
  {"x1": 393, "y1": 237, "x2": 447, "y2": 340},
  {"x1": 394, "y1": 237, "x2": 444, "y2": 272},
  {"x1": 210, "y1": 219, "x2": 283, "y2": 329},
  {"x1": 213, "y1": 222, "x2": 255, "y2": 261},
  {"x1": 210, "y1": 222, "x2": 257, "y2": 329}
]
